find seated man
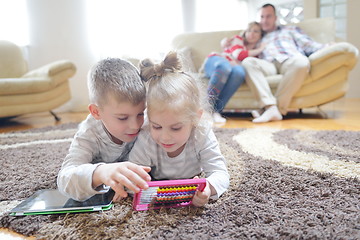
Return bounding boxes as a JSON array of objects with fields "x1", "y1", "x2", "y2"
[{"x1": 242, "y1": 3, "x2": 328, "y2": 123}]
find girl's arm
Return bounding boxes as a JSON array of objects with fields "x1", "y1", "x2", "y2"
[
  {"x1": 191, "y1": 128, "x2": 229, "y2": 207},
  {"x1": 197, "y1": 128, "x2": 230, "y2": 199}
]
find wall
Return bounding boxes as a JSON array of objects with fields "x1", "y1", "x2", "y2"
[
  {"x1": 25, "y1": 0, "x2": 359, "y2": 114},
  {"x1": 304, "y1": 0, "x2": 359, "y2": 98},
  {"x1": 251, "y1": 0, "x2": 359, "y2": 98},
  {"x1": 27, "y1": 0, "x2": 95, "y2": 112},
  {"x1": 345, "y1": 0, "x2": 360, "y2": 98},
  {"x1": 247, "y1": 0, "x2": 302, "y2": 21}
]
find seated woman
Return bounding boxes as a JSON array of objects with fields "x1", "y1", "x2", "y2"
[{"x1": 203, "y1": 22, "x2": 265, "y2": 123}]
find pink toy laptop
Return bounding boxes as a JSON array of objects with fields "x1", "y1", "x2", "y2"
[{"x1": 132, "y1": 178, "x2": 206, "y2": 211}]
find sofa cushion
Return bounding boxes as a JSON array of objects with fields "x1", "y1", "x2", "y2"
[
  {"x1": 296, "y1": 67, "x2": 349, "y2": 97},
  {"x1": 177, "y1": 47, "x2": 197, "y2": 73},
  {"x1": 295, "y1": 17, "x2": 335, "y2": 43},
  {"x1": 172, "y1": 30, "x2": 240, "y2": 71}
]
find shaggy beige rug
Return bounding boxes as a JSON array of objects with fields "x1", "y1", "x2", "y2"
[{"x1": 0, "y1": 123, "x2": 359, "y2": 239}]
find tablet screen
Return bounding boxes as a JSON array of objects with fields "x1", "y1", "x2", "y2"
[{"x1": 10, "y1": 189, "x2": 115, "y2": 216}]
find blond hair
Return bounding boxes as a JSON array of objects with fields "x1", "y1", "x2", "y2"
[
  {"x1": 87, "y1": 58, "x2": 146, "y2": 107},
  {"x1": 139, "y1": 51, "x2": 211, "y2": 126},
  {"x1": 243, "y1": 21, "x2": 264, "y2": 45}
]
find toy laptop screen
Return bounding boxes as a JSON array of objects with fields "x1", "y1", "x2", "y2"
[
  {"x1": 10, "y1": 189, "x2": 114, "y2": 216},
  {"x1": 132, "y1": 178, "x2": 206, "y2": 211}
]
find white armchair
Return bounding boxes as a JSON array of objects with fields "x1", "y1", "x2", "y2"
[{"x1": 0, "y1": 40, "x2": 76, "y2": 120}]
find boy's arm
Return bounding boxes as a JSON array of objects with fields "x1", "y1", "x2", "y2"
[
  {"x1": 57, "y1": 129, "x2": 107, "y2": 201},
  {"x1": 57, "y1": 117, "x2": 151, "y2": 201},
  {"x1": 92, "y1": 162, "x2": 151, "y2": 199},
  {"x1": 58, "y1": 136, "x2": 151, "y2": 201},
  {"x1": 91, "y1": 130, "x2": 154, "y2": 200}
]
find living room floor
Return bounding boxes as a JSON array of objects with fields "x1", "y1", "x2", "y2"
[
  {"x1": 0, "y1": 97, "x2": 359, "y2": 239},
  {"x1": 1, "y1": 97, "x2": 360, "y2": 134}
]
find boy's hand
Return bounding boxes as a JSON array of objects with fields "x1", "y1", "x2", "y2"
[
  {"x1": 192, "y1": 179, "x2": 211, "y2": 207},
  {"x1": 92, "y1": 162, "x2": 151, "y2": 200}
]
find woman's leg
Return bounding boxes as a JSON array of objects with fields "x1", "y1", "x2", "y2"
[
  {"x1": 204, "y1": 56, "x2": 232, "y2": 109},
  {"x1": 215, "y1": 65, "x2": 246, "y2": 112}
]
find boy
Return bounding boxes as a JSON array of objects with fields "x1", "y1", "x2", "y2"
[{"x1": 57, "y1": 58, "x2": 151, "y2": 201}]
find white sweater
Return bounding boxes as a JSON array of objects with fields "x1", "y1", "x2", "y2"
[
  {"x1": 57, "y1": 114, "x2": 134, "y2": 201},
  {"x1": 129, "y1": 125, "x2": 230, "y2": 199}
]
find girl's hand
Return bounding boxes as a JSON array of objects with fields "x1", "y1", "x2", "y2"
[{"x1": 192, "y1": 178, "x2": 211, "y2": 207}]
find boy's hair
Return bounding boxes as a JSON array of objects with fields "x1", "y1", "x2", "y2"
[
  {"x1": 139, "y1": 51, "x2": 211, "y2": 126},
  {"x1": 87, "y1": 58, "x2": 146, "y2": 107}
]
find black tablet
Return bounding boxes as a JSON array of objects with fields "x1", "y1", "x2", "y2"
[{"x1": 10, "y1": 189, "x2": 114, "y2": 216}]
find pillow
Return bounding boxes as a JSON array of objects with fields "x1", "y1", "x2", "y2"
[
  {"x1": 176, "y1": 47, "x2": 197, "y2": 73},
  {"x1": 295, "y1": 17, "x2": 335, "y2": 43}
]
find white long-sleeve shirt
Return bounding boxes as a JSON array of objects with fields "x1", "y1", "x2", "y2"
[
  {"x1": 57, "y1": 114, "x2": 134, "y2": 201},
  {"x1": 129, "y1": 125, "x2": 229, "y2": 199}
]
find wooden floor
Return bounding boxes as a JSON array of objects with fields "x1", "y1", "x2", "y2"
[
  {"x1": 1, "y1": 98, "x2": 360, "y2": 134},
  {"x1": 1, "y1": 97, "x2": 359, "y2": 239}
]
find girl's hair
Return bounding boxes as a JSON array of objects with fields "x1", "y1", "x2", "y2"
[
  {"x1": 87, "y1": 58, "x2": 146, "y2": 107},
  {"x1": 243, "y1": 21, "x2": 265, "y2": 44},
  {"x1": 139, "y1": 51, "x2": 211, "y2": 126}
]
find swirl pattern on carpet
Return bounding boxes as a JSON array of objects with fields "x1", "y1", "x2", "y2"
[{"x1": 0, "y1": 124, "x2": 359, "y2": 239}]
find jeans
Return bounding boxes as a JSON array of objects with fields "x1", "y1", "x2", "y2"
[{"x1": 204, "y1": 56, "x2": 246, "y2": 113}]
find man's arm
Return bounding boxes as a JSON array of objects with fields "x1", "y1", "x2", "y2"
[{"x1": 291, "y1": 26, "x2": 325, "y2": 56}]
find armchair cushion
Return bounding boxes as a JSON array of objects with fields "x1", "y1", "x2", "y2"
[
  {"x1": 308, "y1": 42, "x2": 358, "y2": 80},
  {"x1": 0, "y1": 41, "x2": 27, "y2": 78},
  {"x1": 0, "y1": 60, "x2": 76, "y2": 95}
]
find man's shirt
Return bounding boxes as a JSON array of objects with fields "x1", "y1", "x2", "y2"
[{"x1": 260, "y1": 25, "x2": 324, "y2": 63}]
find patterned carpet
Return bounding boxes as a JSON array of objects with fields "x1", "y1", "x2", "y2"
[{"x1": 0, "y1": 124, "x2": 359, "y2": 239}]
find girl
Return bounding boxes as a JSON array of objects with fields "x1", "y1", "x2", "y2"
[
  {"x1": 204, "y1": 21, "x2": 265, "y2": 123},
  {"x1": 129, "y1": 52, "x2": 230, "y2": 207}
]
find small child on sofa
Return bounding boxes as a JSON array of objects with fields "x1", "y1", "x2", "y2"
[
  {"x1": 57, "y1": 58, "x2": 151, "y2": 202},
  {"x1": 219, "y1": 22, "x2": 266, "y2": 65}
]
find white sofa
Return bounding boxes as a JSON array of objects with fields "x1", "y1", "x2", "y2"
[{"x1": 170, "y1": 18, "x2": 359, "y2": 112}]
